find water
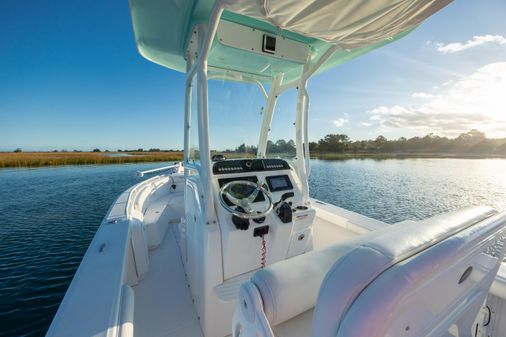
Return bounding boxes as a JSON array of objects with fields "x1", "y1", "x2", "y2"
[
  {"x1": 0, "y1": 163, "x2": 155, "y2": 337},
  {"x1": 1, "y1": 158, "x2": 506, "y2": 336},
  {"x1": 309, "y1": 158, "x2": 506, "y2": 223},
  {"x1": 101, "y1": 153, "x2": 133, "y2": 157}
]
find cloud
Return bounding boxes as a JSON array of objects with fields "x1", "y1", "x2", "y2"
[
  {"x1": 333, "y1": 118, "x2": 348, "y2": 127},
  {"x1": 368, "y1": 62, "x2": 506, "y2": 137},
  {"x1": 359, "y1": 122, "x2": 372, "y2": 127},
  {"x1": 442, "y1": 79, "x2": 454, "y2": 87},
  {"x1": 411, "y1": 92, "x2": 434, "y2": 99},
  {"x1": 436, "y1": 34, "x2": 506, "y2": 54}
]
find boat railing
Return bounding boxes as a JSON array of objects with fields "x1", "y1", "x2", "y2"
[
  {"x1": 136, "y1": 161, "x2": 183, "y2": 177},
  {"x1": 127, "y1": 176, "x2": 167, "y2": 219}
]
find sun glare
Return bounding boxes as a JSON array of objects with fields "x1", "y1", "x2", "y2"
[{"x1": 369, "y1": 62, "x2": 506, "y2": 138}]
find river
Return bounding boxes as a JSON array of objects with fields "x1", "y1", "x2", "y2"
[{"x1": 1, "y1": 159, "x2": 505, "y2": 336}]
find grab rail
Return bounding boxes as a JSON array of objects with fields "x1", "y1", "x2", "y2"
[{"x1": 137, "y1": 162, "x2": 183, "y2": 177}]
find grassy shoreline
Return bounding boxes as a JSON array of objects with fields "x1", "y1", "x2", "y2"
[
  {"x1": 2, "y1": 151, "x2": 505, "y2": 169},
  {"x1": 0, "y1": 152, "x2": 184, "y2": 168}
]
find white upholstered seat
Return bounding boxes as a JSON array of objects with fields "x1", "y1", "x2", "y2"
[
  {"x1": 233, "y1": 206, "x2": 506, "y2": 337},
  {"x1": 272, "y1": 309, "x2": 313, "y2": 337}
]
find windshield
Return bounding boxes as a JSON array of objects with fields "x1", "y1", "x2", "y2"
[
  {"x1": 208, "y1": 79, "x2": 297, "y2": 160},
  {"x1": 266, "y1": 88, "x2": 297, "y2": 159},
  {"x1": 208, "y1": 79, "x2": 265, "y2": 158}
]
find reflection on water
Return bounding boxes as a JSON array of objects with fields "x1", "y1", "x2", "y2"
[
  {"x1": 0, "y1": 163, "x2": 154, "y2": 336},
  {"x1": 309, "y1": 158, "x2": 506, "y2": 223},
  {"x1": 1, "y1": 158, "x2": 506, "y2": 336},
  {"x1": 101, "y1": 152, "x2": 133, "y2": 157}
]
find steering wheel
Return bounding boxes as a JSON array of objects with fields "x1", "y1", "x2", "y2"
[{"x1": 219, "y1": 180, "x2": 273, "y2": 219}]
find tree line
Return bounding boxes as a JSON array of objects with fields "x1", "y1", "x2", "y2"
[
  {"x1": 226, "y1": 140, "x2": 296, "y2": 155},
  {"x1": 310, "y1": 129, "x2": 506, "y2": 155},
  {"x1": 226, "y1": 130, "x2": 506, "y2": 156},
  {"x1": 12, "y1": 129, "x2": 505, "y2": 156}
]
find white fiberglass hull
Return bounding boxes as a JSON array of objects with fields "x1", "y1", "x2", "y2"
[{"x1": 47, "y1": 173, "x2": 506, "y2": 337}]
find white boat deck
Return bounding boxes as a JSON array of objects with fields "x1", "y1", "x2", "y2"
[
  {"x1": 131, "y1": 204, "x2": 387, "y2": 337},
  {"x1": 133, "y1": 225, "x2": 203, "y2": 337},
  {"x1": 312, "y1": 216, "x2": 359, "y2": 250}
]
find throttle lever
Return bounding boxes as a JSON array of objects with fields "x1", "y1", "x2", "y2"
[
  {"x1": 274, "y1": 192, "x2": 294, "y2": 224},
  {"x1": 274, "y1": 192, "x2": 295, "y2": 210}
]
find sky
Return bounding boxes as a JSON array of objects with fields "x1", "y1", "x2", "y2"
[{"x1": 1, "y1": 0, "x2": 506, "y2": 151}]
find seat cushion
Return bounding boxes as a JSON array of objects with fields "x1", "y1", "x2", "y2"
[
  {"x1": 313, "y1": 206, "x2": 496, "y2": 337},
  {"x1": 272, "y1": 309, "x2": 313, "y2": 337},
  {"x1": 251, "y1": 206, "x2": 496, "y2": 329},
  {"x1": 333, "y1": 211, "x2": 506, "y2": 337},
  {"x1": 252, "y1": 241, "x2": 358, "y2": 325}
]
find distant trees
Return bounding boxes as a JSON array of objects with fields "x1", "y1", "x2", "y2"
[
  {"x1": 13, "y1": 148, "x2": 22, "y2": 153},
  {"x1": 226, "y1": 130, "x2": 506, "y2": 156},
  {"x1": 76, "y1": 129, "x2": 504, "y2": 158},
  {"x1": 317, "y1": 134, "x2": 350, "y2": 152},
  {"x1": 221, "y1": 139, "x2": 296, "y2": 156},
  {"x1": 308, "y1": 129, "x2": 506, "y2": 155},
  {"x1": 374, "y1": 135, "x2": 387, "y2": 150},
  {"x1": 234, "y1": 143, "x2": 257, "y2": 154},
  {"x1": 267, "y1": 139, "x2": 296, "y2": 155}
]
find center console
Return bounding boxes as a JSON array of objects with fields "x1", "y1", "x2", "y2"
[{"x1": 212, "y1": 158, "x2": 315, "y2": 279}]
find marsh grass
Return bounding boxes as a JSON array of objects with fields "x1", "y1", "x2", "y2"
[
  {"x1": 5, "y1": 151, "x2": 500, "y2": 168},
  {"x1": 0, "y1": 152, "x2": 184, "y2": 168}
]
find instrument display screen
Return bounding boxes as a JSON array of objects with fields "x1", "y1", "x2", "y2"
[{"x1": 266, "y1": 175, "x2": 293, "y2": 192}]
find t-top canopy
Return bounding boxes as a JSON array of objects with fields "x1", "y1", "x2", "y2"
[
  {"x1": 129, "y1": 0, "x2": 451, "y2": 84},
  {"x1": 223, "y1": 0, "x2": 451, "y2": 49}
]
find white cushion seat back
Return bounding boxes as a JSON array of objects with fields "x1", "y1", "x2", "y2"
[
  {"x1": 311, "y1": 206, "x2": 497, "y2": 337},
  {"x1": 251, "y1": 240, "x2": 359, "y2": 325},
  {"x1": 233, "y1": 206, "x2": 504, "y2": 337},
  {"x1": 255, "y1": 206, "x2": 496, "y2": 326},
  {"x1": 328, "y1": 211, "x2": 506, "y2": 337}
]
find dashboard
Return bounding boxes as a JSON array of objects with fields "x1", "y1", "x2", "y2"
[
  {"x1": 214, "y1": 159, "x2": 294, "y2": 204},
  {"x1": 212, "y1": 158, "x2": 290, "y2": 175}
]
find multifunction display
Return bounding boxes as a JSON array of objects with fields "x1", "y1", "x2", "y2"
[{"x1": 266, "y1": 175, "x2": 293, "y2": 192}]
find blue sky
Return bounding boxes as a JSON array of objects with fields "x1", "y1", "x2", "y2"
[{"x1": 1, "y1": 1, "x2": 506, "y2": 151}]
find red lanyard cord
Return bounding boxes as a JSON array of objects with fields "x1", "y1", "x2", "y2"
[{"x1": 261, "y1": 235, "x2": 267, "y2": 268}]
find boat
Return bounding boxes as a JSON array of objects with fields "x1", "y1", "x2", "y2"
[{"x1": 47, "y1": 1, "x2": 506, "y2": 336}]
